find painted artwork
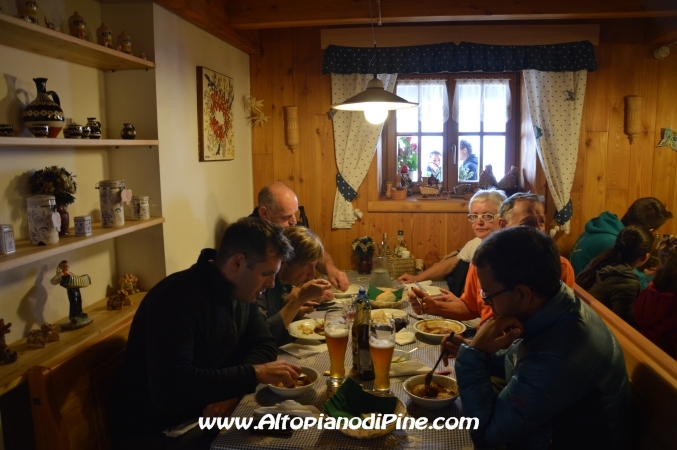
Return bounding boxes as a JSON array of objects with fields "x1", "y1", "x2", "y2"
[{"x1": 197, "y1": 66, "x2": 235, "y2": 161}]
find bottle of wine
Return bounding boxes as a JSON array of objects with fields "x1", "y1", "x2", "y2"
[
  {"x1": 357, "y1": 323, "x2": 374, "y2": 380},
  {"x1": 394, "y1": 230, "x2": 407, "y2": 257},
  {"x1": 351, "y1": 289, "x2": 368, "y2": 369},
  {"x1": 298, "y1": 206, "x2": 309, "y2": 228}
]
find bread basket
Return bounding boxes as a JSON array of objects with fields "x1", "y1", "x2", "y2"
[
  {"x1": 339, "y1": 398, "x2": 407, "y2": 439},
  {"x1": 390, "y1": 187, "x2": 407, "y2": 200},
  {"x1": 419, "y1": 185, "x2": 440, "y2": 196}
]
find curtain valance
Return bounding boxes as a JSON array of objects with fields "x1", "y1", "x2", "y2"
[{"x1": 322, "y1": 41, "x2": 597, "y2": 74}]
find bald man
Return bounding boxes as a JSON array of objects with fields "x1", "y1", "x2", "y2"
[{"x1": 251, "y1": 181, "x2": 350, "y2": 291}]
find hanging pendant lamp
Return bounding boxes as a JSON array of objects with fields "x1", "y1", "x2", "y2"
[{"x1": 330, "y1": 0, "x2": 418, "y2": 125}]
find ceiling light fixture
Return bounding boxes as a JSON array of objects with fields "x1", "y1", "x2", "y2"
[{"x1": 331, "y1": 0, "x2": 418, "y2": 125}]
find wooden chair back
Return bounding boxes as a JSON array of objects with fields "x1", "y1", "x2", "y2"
[{"x1": 575, "y1": 284, "x2": 677, "y2": 449}]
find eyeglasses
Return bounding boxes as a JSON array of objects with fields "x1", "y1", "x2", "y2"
[
  {"x1": 467, "y1": 213, "x2": 500, "y2": 223},
  {"x1": 480, "y1": 287, "x2": 513, "y2": 303}
]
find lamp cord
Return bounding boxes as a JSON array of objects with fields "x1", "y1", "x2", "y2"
[{"x1": 368, "y1": 0, "x2": 382, "y2": 79}]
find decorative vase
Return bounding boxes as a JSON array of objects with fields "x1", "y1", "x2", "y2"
[
  {"x1": 120, "y1": 123, "x2": 136, "y2": 139},
  {"x1": 385, "y1": 181, "x2": 393, "y2": 199},
  {"x1": 86, "y1": 117, "x2": 101, "y2": 139},
  {"x1": 117, "y1": 31, "x2": 132, "y2": 54},
  {"x1": 96, "y1": 23, "x2": 113, "y2": 48},
  {"x1": 67, "y1": 11, "x2": 86, "y2": 39},
  {"x1": 357, "y1": 254, "x2": 372, "y2": 274},
  {"x1": 63, "y1": 123, "x2": 83, "y2": 139},
  {"x1": 23, "y1": 78, "x2": 64, "y2": 138},
  {"x1": 16, "y1": 0, "x2": 38, "y2": 24},
  {"x1": 57, "y1": 204, "x2": 69, "y2": 235}
]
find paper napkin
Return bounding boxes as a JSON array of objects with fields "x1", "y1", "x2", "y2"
[
  {"x1": 389, "y1": 360, "x2": 432, "y2": 377},
  {"x1": 279, "y1": 342, "x2": 328, "y2": 358},
  {"x1": 254, "y1": 400, "x2": 322, "y2": 418},
  {"x1": 395, "y1": 329, "x2": 416, "y2": 345}
]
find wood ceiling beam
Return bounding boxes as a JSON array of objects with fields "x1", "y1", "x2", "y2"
[
  {"x1": 644, "y1": 17, "x2": 677, "y2": 45},
  {"x1": 226, "y1": 0, "x2": 677, "y2": 30},
  {"x1": 155, "y1": 0, "x2": 262, "y2": 54}
]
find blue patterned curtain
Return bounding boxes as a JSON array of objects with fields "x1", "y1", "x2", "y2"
[{"x1": 323, "y1": 41, "x2": 597, "y2": 74}]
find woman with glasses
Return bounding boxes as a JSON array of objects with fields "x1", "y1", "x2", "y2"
[{"x1": 399, "y1": 190, "x2": 506, "y2": 296}]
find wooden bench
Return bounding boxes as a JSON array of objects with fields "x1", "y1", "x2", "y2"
[
  {"x1": 575, "y1": 284, "x2": 677, "y2": 449},
  {"x1": 0, "y1": 293, "x2": 144, "y2": 450}
]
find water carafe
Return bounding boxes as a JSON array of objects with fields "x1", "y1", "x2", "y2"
[{"x1": 370, "y1": 255, "x2": 392, "y2": 288}]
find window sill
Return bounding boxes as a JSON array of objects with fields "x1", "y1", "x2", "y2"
[{"x1": 367, "y1": 195, "x2": 470, "y2": 213}]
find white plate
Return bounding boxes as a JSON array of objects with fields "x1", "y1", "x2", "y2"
[
  {"x1": 288, "y1": 318, "x2": 326, "y2": 340},
  {"x1": 413, "y1": 319, "x2": 466, "y2": 341},
  {"x1": 405, "y1": 283, "x2": 442, "y2": 297},
  {"x1": 331, "y1": 284, "x2": 361, "y2": 298},
  {"x1": 391, "y1": 349, "x2": 411, "y2": 363}
]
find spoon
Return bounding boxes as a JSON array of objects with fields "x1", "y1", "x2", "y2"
[
  {"x1": 425, "y1": 332, "x2": 455, "y2": 397},
  {"x1": 393, "y1": 347, "x2": 418, "y2": 363}
]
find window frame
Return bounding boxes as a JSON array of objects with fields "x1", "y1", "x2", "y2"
[{"x1": 382, "y1": 72, "x2": 520, "y2": 193}]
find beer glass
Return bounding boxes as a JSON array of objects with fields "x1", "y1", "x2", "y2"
[
  {"x1": 369, "y1": 318, "x2": 396, "y2": 392},
  {"x1": 325, "y1": 309, "x2": 350, "y2": 386}
]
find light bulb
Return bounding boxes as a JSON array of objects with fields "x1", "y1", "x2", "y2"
[{"x1": 364, "y1": 107, "x2": 388, "y2": 124}]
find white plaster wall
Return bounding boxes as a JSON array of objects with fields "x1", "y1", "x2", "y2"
[{"x1": 153, "y1": 4, "x2": 253, "y2": 275}]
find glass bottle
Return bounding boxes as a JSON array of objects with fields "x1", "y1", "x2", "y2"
[
  {"x1": 394, "y1": 230, "x2": 407, "y2": 257},
  {"x1": 351, "y1": 289, "x2": 369, "y2": 369},
  {"x1": 357, "y1": 323, "x2": 374, "y2": 380},
  {"x1": 380, "y1": 232, "x2": 392, "y2": 256}
]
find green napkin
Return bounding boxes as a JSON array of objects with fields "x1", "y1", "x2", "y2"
[
  {"x1": 323, "y1": 378, "x2": 398, "y2": 419},
  {"x1": 367, "y1": 285, "x2": 404, "y2": 302}
]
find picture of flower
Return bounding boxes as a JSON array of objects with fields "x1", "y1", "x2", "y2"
[
  {"x1": 28, "y1": 165, "x2": 77, "y2": 206},
  {"x1": 352, "y1": 236, "x2": 375, "y2": 257},
  {"x1": 198, "y1": 66, "x2": 235, "y2": 161}
]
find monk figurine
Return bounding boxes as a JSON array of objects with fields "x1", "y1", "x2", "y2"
[{"x1": 51, "y1": 260, "x2": 93, "y2": 330}]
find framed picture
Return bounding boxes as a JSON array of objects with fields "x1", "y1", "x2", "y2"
[{"x1": 197, "y1": 66, "x2": 235, "y2": 161}]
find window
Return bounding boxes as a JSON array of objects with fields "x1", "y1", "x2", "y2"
[{"x1": 383, "y1": 73, "x2": 519, "y2": 193}]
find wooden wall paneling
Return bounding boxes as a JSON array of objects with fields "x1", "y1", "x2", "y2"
[
  {"x1": 650, "y1": 145, "x2": 677, "y2": 231},
  {"x1": 627, "y1": 131, "x2": 656, "y2": 201},
  {"x1": 607, "y1": 97, "x2": 631, "y2": 190},
  {"x1": 585, "y1": 45, "x2": 611, "y2": 132},
  {"x1": 580, "y1": 132, "x2": 608, "y2": 221},
  {"x1": 275, "y1": 29, "x2": 296, "y2": 190},
  {"x1": 656, "y1": 53, "x2": 677, "y2": 235},
  {"x1": 609, "y1": 45, "x2": 639, "y2": 99},
  {"x1": 605, "y1": 189, "x2": 630, "y2": 218}
]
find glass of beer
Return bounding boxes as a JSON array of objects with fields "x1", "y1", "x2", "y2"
[
  {"x1": 325, "y1": 309, "x2": 350, "y2": 386},
  {"x1": 369, "y1": 318, "x2": 396, "y2": 392}
]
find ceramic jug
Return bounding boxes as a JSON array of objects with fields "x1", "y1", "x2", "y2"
[
  {"x1": 23, "y1": 78, "x2": 64, "y2": 138},
  {"x1": 68, "y1": 11, "x2": 86, "y2": 39},
  {"x1": 16, "y1": 0, "x2": 38, "y2": 24},
  {"x1": 120, "y1": 123, "x2": 136, "y2": 140},
  {"x1": 86, "y1": 117, "x2": 102, "y2": 139},
  {"x1": 117, "y1": 31, "x2": 132, "y2": 54},
  {"x1": 96, "y1": 23, "x2": 113, "y2": 48}
]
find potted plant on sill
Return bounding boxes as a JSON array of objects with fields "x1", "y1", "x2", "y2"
[{"x1": 29, "y1": 166, "x2": 77, "y2": 236}]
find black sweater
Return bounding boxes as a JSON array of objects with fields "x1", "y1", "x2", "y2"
[{"x1": 110, "y1": 249, "x2": 277, "y2": 439}]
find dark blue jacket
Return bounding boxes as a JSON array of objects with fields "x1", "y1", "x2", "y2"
[{"x1": 456, "y1": 284, "x2": 631, "y2": 449}]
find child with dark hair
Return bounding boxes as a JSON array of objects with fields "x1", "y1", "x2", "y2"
[
  {"x1": 634, "y1": 237, "x2": 677, "y2": 359},
  {"x1": 576, "y1": 225, "x2": 654, "y2": 326}
]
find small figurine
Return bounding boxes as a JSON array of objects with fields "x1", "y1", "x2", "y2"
[
  {"x1": 44, "y1": 16, "x2": 56, "y2": 30},
  {"x1": 400, "y1": 165, "x2": 412, "y2": 196},
  {"x1": 96, "y1": 23, "x2": 113, "y2": 48},
  {"x1": 119, "y1": 273, "x2": 140, "y2": 295},
  {"x1": 106, "y1": 290, "x2": 132, "y2": 310},
  {"x1": 16, "y1": 0, "x2": 38, "y2": 24},
  {"x1": 26, "y1": 323, "x2": 60, "y2": 348},
  {"x1": 0, "y1": 319, "x2": 18, "y2": 365},
  {"x1": 50, "y1": 260, "x2": 93, "y2": 330},
  {"x1": 478, "y1": 164, "x2": 499, "y2": 190},
  {"x1": 140, "y1": 51, "x2": 147, "y2": 60},
  {"x1": 498, "y1": 165, "x2": 519, "y2": 192},
  {"x1": 117, "y1": 31, "x2": 132, "y2": 54},
  {"x1": 68, "y1": 11, "x2": 86, "y2": 39}
]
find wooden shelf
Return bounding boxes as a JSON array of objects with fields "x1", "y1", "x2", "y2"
[
  {"x1": 0, "y1": 217, "x2": 164, "y2": 272},
  {"x1": 0, "y1": 137, "x2": 159, "y2": 148},
  {"x1": 368, "y1": 196, "x2": 470, "y2": 213},
  {"x1": 0, "y1": 292, "x2": 145, "y2": 396},
  {"x1": 0, "y1": 14, "x2": 155, "y2": 71}
]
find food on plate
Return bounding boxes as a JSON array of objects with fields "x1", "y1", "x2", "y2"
[
  {"x1": 298, "y1": 320, "x2": 324, "y2": 336},
  {"x1": 273, "y1": 374, "x2": 312, "y2": 389},
  {"x1": 422, "y1": 325, "x2": 459, "y2": 335},
  {"x1": 416, "y1": 320, "x2": 465, "y2": 335},
  {"x1": 410, "y1": 382, "x2": 456, "y2": 399},
  {"x1": 375, "y1": 291, "x2": 397, "y2": 303},
  {"x1": 313, "y1": 322, "x2": 326, "y2": 336}
]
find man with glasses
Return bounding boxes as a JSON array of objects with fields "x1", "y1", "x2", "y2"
[
  {"x1": 455, "y1": 226, "x2": 630, "y2": 449},
  {"x1": 410, "y1": 193, "x2": 575, "y2": 331}
]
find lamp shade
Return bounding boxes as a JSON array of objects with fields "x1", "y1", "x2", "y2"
[{"x1": 331, "y1": 78, "x2": 418, "y2": 112}]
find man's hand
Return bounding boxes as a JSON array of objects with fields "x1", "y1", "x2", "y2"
[
  {"x1": 296, "y1": 279, "x2": 333, "y2": 304},
  {"x1": 202, "y1": 398, "x2": 239, "y2": 418},
  {"x1": 441, "y1": 334, "x2": 471, "y2": 365},
  {"x1": 407, "y1": 287, "x2": 438, "y2": 315},
  {"x1": 326, "y1": 267, "x2": 349, "y2": 292},
  {"x1": 254, "y1": 360, "x2": 302, "y2": 386},
  {"x1": 470, "y1": 317, "x2": 523, "y2": 355},
  {"x1": 398, "y1": 273, "x2": 418, "y2": 283}
]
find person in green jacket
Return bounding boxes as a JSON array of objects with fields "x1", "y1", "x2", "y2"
[{"x1": 570, "y1": 197, "x2": 672, "y2": 290}]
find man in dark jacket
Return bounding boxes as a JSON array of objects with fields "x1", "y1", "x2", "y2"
[
  {"x1": 110, "y1": 218, "x2": 301, "y2": 448},
  {"x1": 456, "y1": 227, "x2": 631, "y2": 449}
]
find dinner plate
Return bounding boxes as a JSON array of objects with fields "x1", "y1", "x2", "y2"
[
  {"x1": 405, "y1": 283, "x2": 442, "y2": 297},
  {"x1": 331, "y1": 284, "x2": 361, "y2": 298},
  {"x1": 413, "y1": 319, "x2": 466, "y2": 342},
  {"x1": 288, "y1": 318, "x2": 326, "y2": 340}
]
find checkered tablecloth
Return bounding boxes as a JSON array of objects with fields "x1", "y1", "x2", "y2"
[{"x1": 211, "y1": 272, "x2": 474, "y2": 450}]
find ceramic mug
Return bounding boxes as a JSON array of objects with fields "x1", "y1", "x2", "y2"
[
  {"x1": 64, "y1": 123, "x2": 83, "y2": 139},
  {"x1": 0, "y1": 124, "x2": 13, "y2": 137},
  {"x1": 31, "y1": 124, "x2": 49, "y2": 138}
]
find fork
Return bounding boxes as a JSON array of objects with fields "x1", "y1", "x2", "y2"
[
  {"x1": 412, "y1": 281, "x2": 428, "y2": 318},
  {"x1": 425, "y1": 332, "x2": 455, "y2": 397}
]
